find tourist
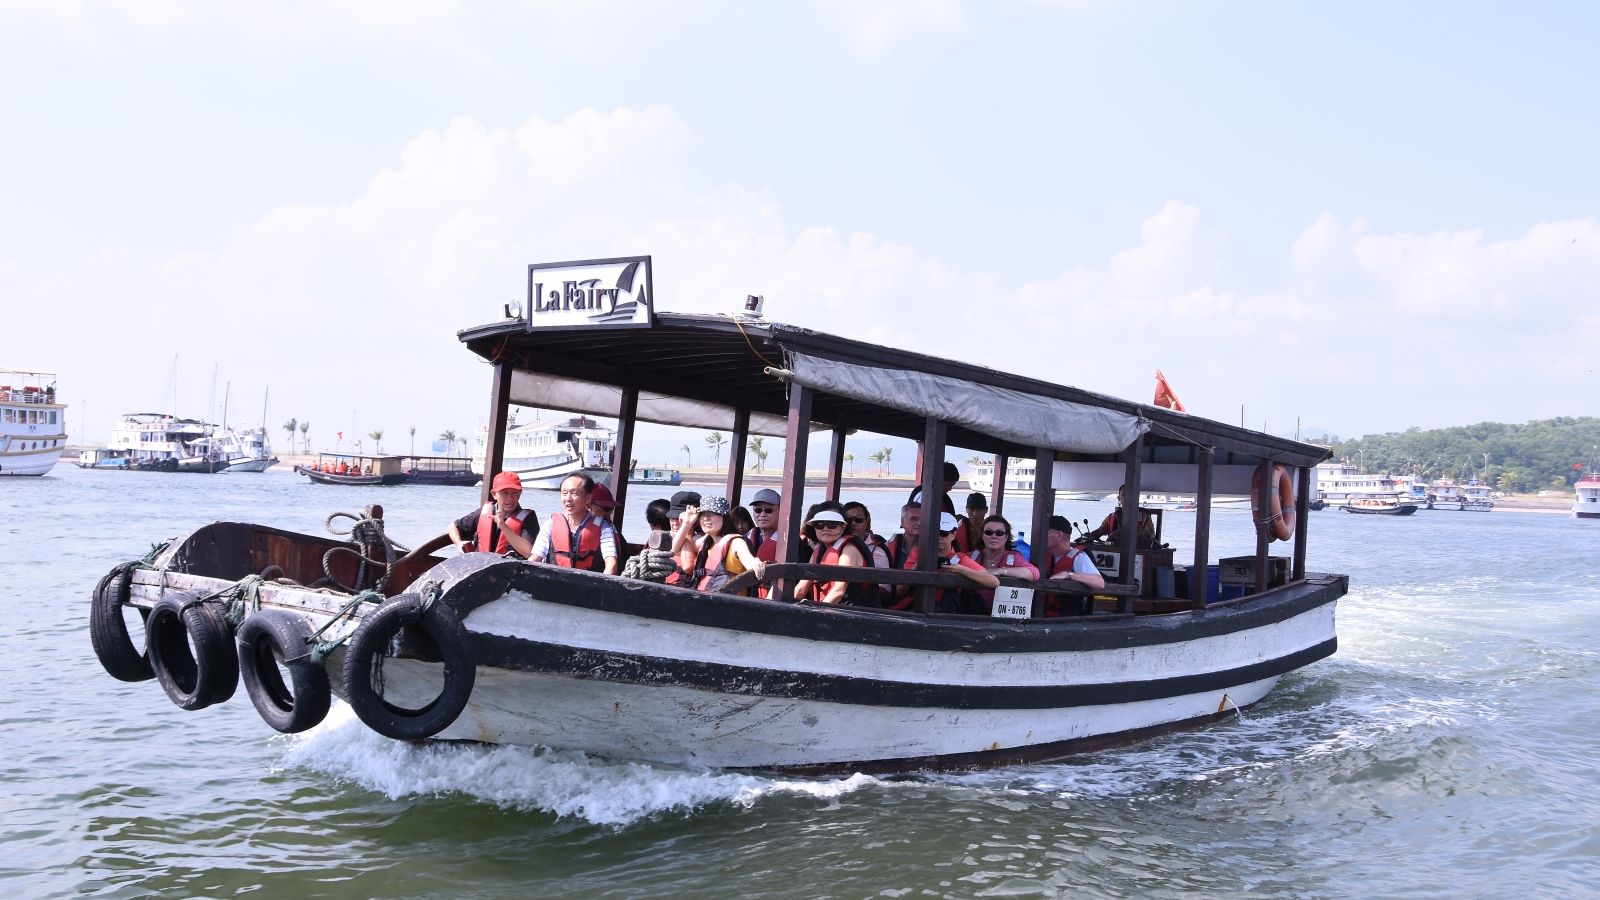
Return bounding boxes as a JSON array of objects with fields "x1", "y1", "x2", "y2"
[
  {"x1": 888, "y1": 512, "x2": 997, "y2": 614},
  {"x1": 907, "y1": 461, "x2": 960, "y2": 515},
  {"x1": 1040, "y1": 515, "x2": 1105, "y2": 615},
  {"x1": 792, "y1": 506, "x2": 875, "y2": 605},
  {"x1": 955, "y1": 491, "x2": 987, "y2": 553},
  {"x1": 527, "y1": 473, "x2": 619, "y2": 573},
  {"x1": 971, "y1": 514, "x2": 1040, "y2": 588},
  {"x1": 664, "y1": 490, "x2": 702, "y2": 584},
  {"x1": 448, "y1": 471, "x2": 538, "y2": 558},
  {"x1": 885, "y1": 500, "x2": 921, "y2": 568},
  {"x1": 842, "y1": 500, "x2": 890, "y2": 569},
  {"x1": 1085, "y1": 484, "x2": 1156, "y2": 547},
  {"x1": 671, "y1": 495, "x2": 766, "y2": 594}
]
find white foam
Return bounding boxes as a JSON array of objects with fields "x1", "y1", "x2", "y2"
[{"x1": 277, "y1": 704, "x2": 883, "y2": 826}]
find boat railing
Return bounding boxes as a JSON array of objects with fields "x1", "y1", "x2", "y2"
[
  {"x1": 728, "y1": 562, "x2": 1137, "y2": 618},
  {"x1": 0, "y1": 387, "x2": 57, "y2": 404}
]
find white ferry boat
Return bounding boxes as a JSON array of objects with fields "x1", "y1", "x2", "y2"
[
  {"x1": 968, "y1": 458, "x2": 1099, "y2": 500},
  {"x1": 0, "y1": 368, "x2": 67, "y2": 476},
  {"x1": 208, "y1": 427, "x2": 278, "y2": 473},
  {"x1": 1312, "y1": 459, "x2": 1405, "y2": 506},
  {"x1": 1428, "y1": 478, "x2": 1464, "y2": 511},
  {"x1": 1575, "y1": 471, "x2": 1600, "y2": 519},
  {"x1": 1461, "y1": 480, "x2": 1494, "y2": 512},
  {"x1": 79, "y1": 413, "x2": 225, "y2": 473},
  {"x1": 471, "y1": 416, "x2": 613, "y2": 489}
]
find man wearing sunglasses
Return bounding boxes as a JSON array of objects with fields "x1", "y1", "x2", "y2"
[{"x1": 744, "y1": 488, "x2": 782, "y2": 597}]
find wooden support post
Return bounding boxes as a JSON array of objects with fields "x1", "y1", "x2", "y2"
[
  {"x1": 991, "y1": 452, "x2": 1007, "y2": 517},
  {"x1": 480, "y1": 363, "x2": 512, "y2": 504},
  {"x1": 610, "y1": 384, "x2": 640, "y2": 524},
  {"x1": 1029, "y1": 446, "x2": 1053, "y2": 569},
  {"x1": 1192, "y1": 446, "x2": 1214, "y2": 610},
  {"x1": 825, "y1": 426, "x2": 847, "y2": 500},
  {"x1": 1292, "y1": 464, "x2": 1310, "y2": 581},
  {"x1": 1117, "y1": 442, "x2": 1143, "y2": 615},
  {"x1": 725, "y1": 405, "x2": 750, "y2": 503},
  {"x1": 774, "y1": 385, "x2": 813, "y2": 603},
  {"x1": 916, "y1": 418, "x2": 948, "y2": 614},
  {"x1": 1254, "y1": 459, "x2": 1272, "y2": 594}
]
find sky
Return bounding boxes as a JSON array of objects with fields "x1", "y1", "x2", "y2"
[{"x1": 4, "y1": 0, "x2": 1597, "y2": 469}]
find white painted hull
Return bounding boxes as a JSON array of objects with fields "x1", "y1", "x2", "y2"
[
  {"x1": 1431, "y1": 500, "x2": 1464, "y2": 511},
  {"x1": 0, "y1": 444, "x2": 65, "y2": 475},
  {"x1": 223, "y1": 456, "x2": 277, "y2": 473},
  {"x1": 505, "y1": 456, "x2": 610, "y2": 490},
  {"x1": 335, "y1": 565, "x2": 1339, "y2": 770}
]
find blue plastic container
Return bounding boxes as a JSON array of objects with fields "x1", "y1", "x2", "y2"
[{"x1": 1205, "y1": 564, "x2": 1221, "y2": 605}]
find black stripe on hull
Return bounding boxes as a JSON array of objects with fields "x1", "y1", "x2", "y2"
[{"x1": 466, "y1": 631, "x2": 1338, "y2": 711}]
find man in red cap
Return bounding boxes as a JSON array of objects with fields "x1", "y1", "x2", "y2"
[{"x1": 449, "y1": 471, "x2": 539, "y2": 558}]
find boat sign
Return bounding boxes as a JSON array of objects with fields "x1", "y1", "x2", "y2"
[
  {"x1": 520, "y1": 256, "x2": 654, "y2": 330},
  {"x1": 991, "y1": 586, "x2": 1034, "y2": 619}
]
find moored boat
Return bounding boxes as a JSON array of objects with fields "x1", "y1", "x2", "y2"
[
  {"x1": 1575, "y1": 457, "x2": 1600, "y2": 519},
  {"x1": 471, "y1": 416, "x2": 613, "y2": 490},
  {"x1": 1428, "y1": 478, "x2": 1464, "y2": 511},
  {"x1": 0, "y1": 369, "x2": 67, "y2": 476},
  {"x1": 1341, "y1": 495, "x2": 1418, "y2": 515},
  {"x1": 1462, "y1": 480, "x2": 1495, "y2": 512},
  {"x1": 79, "y1": 413, "x2": 226, "y2": 472},
  {"x1": 628, "y1": 466, "x2": 682, "y2": 486},
  {"x1": 294, "y1": 452, "x2": 410, "y2": 485},
  {"x1": 403, "y1": 455, "x2": 480, "y2": 487},
  {"x1": 88, "y1": 254, "x2": 1347, "y2": 773}
]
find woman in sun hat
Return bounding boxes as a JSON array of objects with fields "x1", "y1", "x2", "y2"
[
  {"x1": 791, "y1": 502, "x2": 875, "y2": 606},
  {"x1": 670, "y1": 494, "x2": 766, "y2": 595}
]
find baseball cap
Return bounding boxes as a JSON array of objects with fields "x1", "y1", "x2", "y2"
[
  {"x1": 751, "y1": 488, "x2": 781, "y2": 505},
  {"x1": 490, "y1": 471, "x2": 523, "y2": 494},
  {"x1": 1048, "y1": 514, "x2": 1073, "y2": 534},
  {"x1": 966, "y1": 492, "x2": 987, "y2": 510},
  {"x1": 590, "y1": 483, "x2": 616, "y2": 510},
  {"x1": 667, "y1": 490, "x2": 701, "y2": 518},
  {"x1": 938, "y1": 511, "x2": 959, "y2": 532}
]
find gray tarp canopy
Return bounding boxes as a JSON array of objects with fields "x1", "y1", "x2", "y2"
[{"x1": 780, "y1": 352, "x2": 1147, "y2": 455}]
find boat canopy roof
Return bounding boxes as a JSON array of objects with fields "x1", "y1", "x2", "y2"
[{"x1": 459, "y1": 312, "x2": 1331, "y2": 469}]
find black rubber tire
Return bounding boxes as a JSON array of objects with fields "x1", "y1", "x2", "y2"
[
  {"x1": 341, "y1": 593, "x2": 475, "y2": 740},
  {"x1": 90, "y1": 565, "x2": 154, "y2": 682},
  {"x1": 237, "y1": 609, "x2": 331, "y2": 733},
  {"x1": 146, "y1": 592, "x2": 240, "y2": 711}
]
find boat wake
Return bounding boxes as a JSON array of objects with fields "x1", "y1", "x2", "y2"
[{"x1": 277, "y1": 704, "x2": 883, "y2": 826}]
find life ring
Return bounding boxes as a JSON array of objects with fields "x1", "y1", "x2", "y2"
[
  {"x1": 90, "y1": 563, "x2": 154, "y2": 682},
  {"x1": 146, "y1": 592, "x2": 240, "y2": 711},
  {"x1": 1251, "y1": 464, "x2": 1298, "y2": 542},
  {"x1": 237, "y1": 608, "x2": 332, "y2": 733},
  {"x1": 341, "y1": 593, "x2": 476, "y2": 741}
]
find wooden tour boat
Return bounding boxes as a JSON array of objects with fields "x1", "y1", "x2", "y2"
[
  {"x1": 89, "y1": 255, "x2": 1347, "y2": 773},
  {"x1": 1341, "y1": 495, "x2": 1418, "y2": 516},
  {"x1": 403, "y1": 455, "x2": 481, "y2": 487},
  {"x1": 293, "y1": 452, "x2": 410, "y2": 486}
]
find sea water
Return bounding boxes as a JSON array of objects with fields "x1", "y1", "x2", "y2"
[{"x1": 4, "y1": 466, "x2": 1598, "y2": 897}]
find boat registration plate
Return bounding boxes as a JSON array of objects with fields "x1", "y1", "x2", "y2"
[{"x1": 991, "y1": 587, "x2": 1034, "y2": 619}]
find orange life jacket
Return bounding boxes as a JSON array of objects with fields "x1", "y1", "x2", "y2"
[
  {"x1": 694, "y1": 534, "x2": 749, "y2": 594},
  {"x1": 548, "y1": 513, "x2": 604, "y2": 571},
  {"x1": 808, "y1": 537, "x2": 879, "y2": 607},
  {"x1": 474, "y1": 502, "x2": 532, "y2": 556},
  {"x1": 1042, "y1": 545, "x2": 1090, "y2": 617}
]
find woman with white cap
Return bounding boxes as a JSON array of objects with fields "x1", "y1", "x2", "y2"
[
  {"x1": 792, "y1": 503, "x2": 872, "y2": 605},
  {"x1": 671, "y1": 495, "x2": 766, "y2": 595}
]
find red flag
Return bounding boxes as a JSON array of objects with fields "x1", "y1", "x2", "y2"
[
  {"x1": 1154, "y1": 369, "x2": 1187, "y2": 412},
  {"x1": 337, "y1": 431, "x2": 343, "y2": 441},
  {"x1": 1575, "y1": 463, "x2": 1586, "y2": 470}
]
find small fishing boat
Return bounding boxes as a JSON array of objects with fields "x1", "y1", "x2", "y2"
[
  {"x1": 0, "y1": 369, "x2": 67, "y2": 476},
  {"x1": 403, "y1": 455, "x2": 480, "y2": 487},
  {"x1": 293, "y1": 452, "x2": 410, "y2": 486},
  {"x1": 1341, "y1": 495, "x2": 1418, "y2": 515},
  {"x1": 89, "y1": 255, "x2": 1346, "y2": 773},
  {"x1": 629, "y1": 466, "x2": 682, "y2": 486}
]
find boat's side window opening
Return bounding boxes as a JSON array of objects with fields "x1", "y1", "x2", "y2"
[{"x1": 2, "y1": 409, "x2": 12, "y2": 423}]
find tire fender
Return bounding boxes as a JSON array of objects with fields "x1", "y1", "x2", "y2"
[
  {"x1": 90, "y1": 564, "x2": 153, "y2": 682},
  {"x1": 237, "y1": 608, "x2": 332, "y2": 734},
  {"x1": 147, "y1": 591, "x2": 240, "y2": 711},
  {"x1": 341, "y1": 593, "x2": 475, "y2": 741}
]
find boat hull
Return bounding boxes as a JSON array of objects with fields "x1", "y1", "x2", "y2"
[
  {"x1": 293, "y1": 465, "x2": 409, "y2": 486},
  {"x1": 223, "y1": 456, "x2": 278, "y2": 473},
  {"x1": 0, "y1": 444, "x2": 65, "y2": 476},
  {"x1": 334, "y1": 556, "x2": 1343, "y2": 771},
  {"x1": 1341, "y1": 503, "x2": 1418, "y2": 515},
  {"x1": 505, "y1": 458, "x2": 610, "y2": 490}
]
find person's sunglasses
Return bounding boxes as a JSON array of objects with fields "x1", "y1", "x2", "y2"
[
  {"x1": 847, "y1": 515, "x2": 866, "y2": 524},
  {"x1": 752, "y1": 506, "x2": 776, "y2": 514},
  {"x1": 982, "y1": 529, "x2": 1008, "y2": 537},
  {"x1": 813, "y1": 521, "x2": 843, "y2": 530}
]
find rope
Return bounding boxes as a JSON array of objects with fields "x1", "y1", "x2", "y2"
[
  {"x1": 307, "y1": 589, "x2": 384, "y2": 664},
  {"x1": 733, "y1": 316, "x2": 783, "y2": 370},
  {"x1": 321, "y1": 509, "x2": 410, "y2": 593}
]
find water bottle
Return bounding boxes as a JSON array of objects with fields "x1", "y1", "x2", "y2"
[{"x1": 1013, "y1": 530, "x2": 1032, "y2": 563}]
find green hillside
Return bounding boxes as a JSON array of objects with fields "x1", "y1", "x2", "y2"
[{"x1": 1307, "y1": 417, "x2": 1600, "y2": 493}]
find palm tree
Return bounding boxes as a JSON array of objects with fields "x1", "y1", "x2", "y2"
[
  {"x1": 881, "y1": 446, "x2": 893, "y2": 475},
  {"x1": 705, "y1": 431, "x2": 727, "y2": 472},
  {"x1": 845, "y1": 451, "x2": 854, "y2": 475},
  {"x1": 747, "y1": 436, "x2": 766, "y2": 473},
  {"x1": 681, "y1": 443, "x2": 692, "y2": 467},
  {"x1": 868, "y1": 448, "x2": 887, "y2": 476},
  {"x1": 299, "y1": 421, "x2": 309, "y2": 454},
  {"x1": 282, "y1": 418, "x2": 297, "y2": 455},
  {"x1": 439, "y1": 430, "x2": 458, "y2": 458},
  {"x1": 368, "y1": 430, "x2": 384, "y2": 453}
]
